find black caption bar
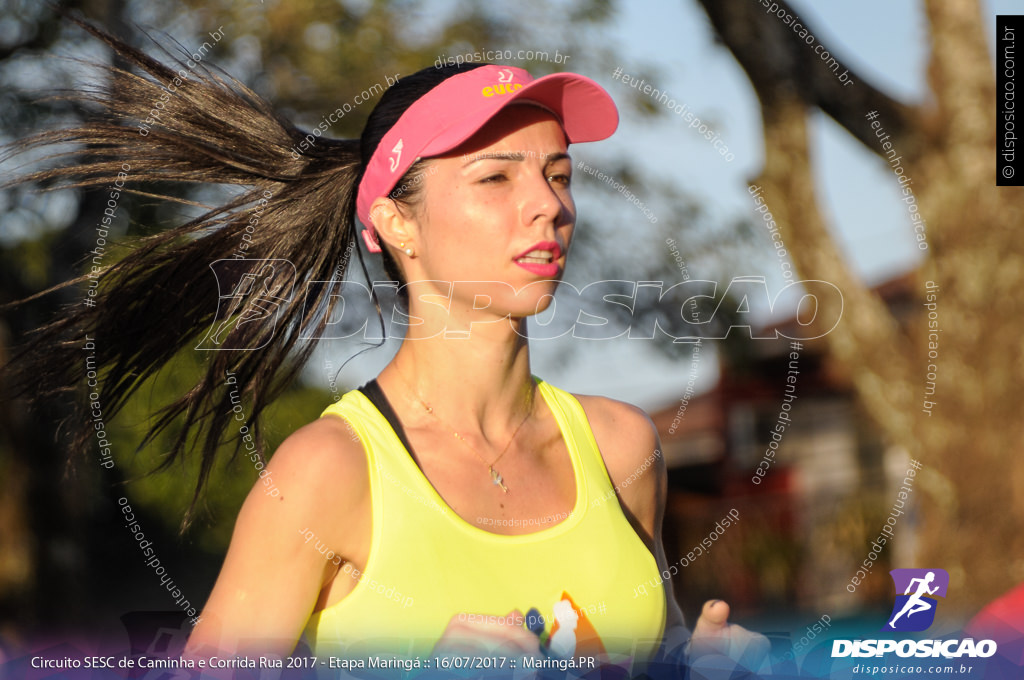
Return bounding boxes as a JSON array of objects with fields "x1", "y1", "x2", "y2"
[{"x1": 998, "y1": 15, "x2": 1023, "y2": 186}]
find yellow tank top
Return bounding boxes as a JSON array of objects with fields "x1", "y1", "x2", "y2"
[{"x1": 305, "y1": 377, "x2": 666, "y2": 662}]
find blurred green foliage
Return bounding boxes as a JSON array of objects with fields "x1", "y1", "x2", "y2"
[{"x1": 106, "y1": 348, "x2": 333, "y2": 553}]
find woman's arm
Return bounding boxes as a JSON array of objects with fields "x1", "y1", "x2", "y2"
[
  {"x1": 580, "y1": 395, "x2": 772, "y2": 672},
  {"x1": 185, "y1": 416, "x2": 371, "y2": 659}
]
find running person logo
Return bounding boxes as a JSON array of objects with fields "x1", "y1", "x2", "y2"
[
  {"x1": 883, "y1": 568, "x2": 949, "y2": 632},
  {"x1": 546, "y1": 592, "x2": 606, "y2": 658}
]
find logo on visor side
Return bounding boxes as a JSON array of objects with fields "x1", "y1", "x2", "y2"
[{"x1": 389, "y1": 139, "x2": 404, "y2": 173}]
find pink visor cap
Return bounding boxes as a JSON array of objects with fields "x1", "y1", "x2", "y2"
[{"x1": 355, "y1": 64, "x2": 619, "y2": 252}]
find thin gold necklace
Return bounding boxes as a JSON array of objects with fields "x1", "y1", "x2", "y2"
[{"x1": 394, "y1": 370, "x2": 534, "y2": 493}]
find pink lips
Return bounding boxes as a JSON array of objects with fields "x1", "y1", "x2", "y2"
[{"x1": 513, "y1": 241, "x2": 563, "y2": 277}]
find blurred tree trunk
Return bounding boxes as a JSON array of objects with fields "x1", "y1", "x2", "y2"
[{"x1": 695, "y1": 0, "x2": 1024, "y2": 613}]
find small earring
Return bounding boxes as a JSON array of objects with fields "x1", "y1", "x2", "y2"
[{"x1": 400, "y1": 241, "x2": 415, "y2": 257}]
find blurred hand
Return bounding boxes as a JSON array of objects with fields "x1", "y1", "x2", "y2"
[
  {"x1": 689, "y1": 600, "x2": 771, "y2": 677},
  {"x1": 433, "y1": 609, "x2": 542, "y2": 657}
]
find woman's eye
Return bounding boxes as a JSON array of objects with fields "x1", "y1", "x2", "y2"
[
  {"x1": 548, "y1": 173, "x2": 571, "y2": 186},
  {"x1": 480, "y1": 173, "x2": 507, "y2": 184}
]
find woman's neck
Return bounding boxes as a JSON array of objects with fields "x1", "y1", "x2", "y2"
[{"x1": 379, "y1": 311, "x2": 537, "y2": 442}]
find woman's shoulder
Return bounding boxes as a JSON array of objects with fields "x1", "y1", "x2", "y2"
[
  {"x1": 259, "y1": 413, "x2": 371, "y2": 523},
  {"x1": 570, "y1": 391, "x2": 660, "y2": 456},
  {"x1": 270, "y1": 414, "x2": 368, "y2": 484},
  {"x1": 210, "y1": 412, "x2": 371, "y2": 584}
]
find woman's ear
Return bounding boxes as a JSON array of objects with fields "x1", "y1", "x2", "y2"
[{"x1": 369, "y1": 196, "x2": 417, "y2": 253}]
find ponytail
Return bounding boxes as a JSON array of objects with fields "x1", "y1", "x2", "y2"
[
  {"x1": 2, "y1": 14, "x2": 360, "y2": 527},
  {"x1": 1, "y1": 13, "x2": 489, "y2": 527}
]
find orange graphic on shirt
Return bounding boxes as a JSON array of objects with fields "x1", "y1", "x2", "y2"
[{"x1": 547, "y1": 591, "x2": 606, "y2": 658}]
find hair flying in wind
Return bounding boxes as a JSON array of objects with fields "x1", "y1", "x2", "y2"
[{"x1": 1, "y1": 12, "x2": 487, "y2": 527}]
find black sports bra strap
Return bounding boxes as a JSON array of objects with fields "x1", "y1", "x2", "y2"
[{"x1": 357, "y1": 379, "x2": 420, "y2": 463}]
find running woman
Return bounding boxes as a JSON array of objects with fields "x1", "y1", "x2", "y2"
[{"x1": 2, "y1": 13, "x2": 766, "y2": 674}]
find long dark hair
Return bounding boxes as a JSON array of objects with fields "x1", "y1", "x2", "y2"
[{"x1": 1, "y1": 13, "x2": 487, "y2": 526}]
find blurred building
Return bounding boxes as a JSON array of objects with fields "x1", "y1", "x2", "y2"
[{"x1": 652, "y1": 273, "x2": 919, "y2": 619}]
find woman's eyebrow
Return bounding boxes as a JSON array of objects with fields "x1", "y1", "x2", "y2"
[
  {"x1": 543, "y1": 152, "x2": 571, "y2": 166},
  {"x1": 461, "y1": 151, "x2": 571, "y2": 166}
]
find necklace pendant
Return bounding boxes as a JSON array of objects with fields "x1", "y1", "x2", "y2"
[{"x1": 489, "y1": 467, "x2": 508, "y2": 493}]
